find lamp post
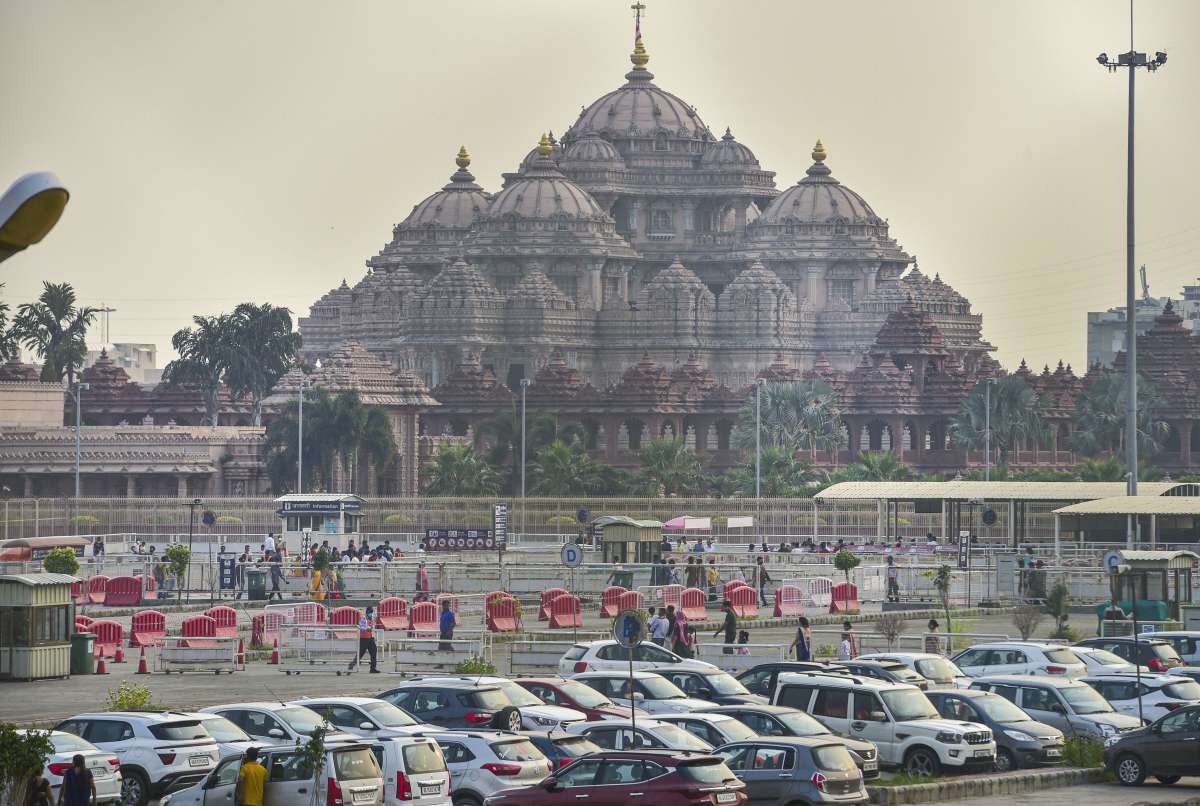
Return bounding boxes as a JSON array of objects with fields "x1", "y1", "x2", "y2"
[
  {"x1": 520, "y1": 378, "x2": 531, "y2": 499},
  {"x1": 72, "y1": 383, "x2": 90, "y2": 505},
  {"x1": 984, "y1": 379, "x2": 996, "y2": 481},
  {"x1": 296, "y1": 360, "x2": 319, "y2": 493},
  {"x1": 0, "y1": 172, "x2": 69, "y2": 264},
  {"x1": 754, "y1": 379, "x2": 766, "y2": 499}
]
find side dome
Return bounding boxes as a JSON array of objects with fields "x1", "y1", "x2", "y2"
[
  {"x1": 488, "y1": 135, "x2": 609, "y2": 219},
  {"x1": 516, "y1": 131, "x2": 564, "y2": 174},
  {"x1": 701, "y1": 128, "x2": 759, "y2": 168},
  {"x1": 399, "y1": 146, "x2": 491, "y2": 230},
  {"x1": 758, "y1": 140, "x2": 881, "y2": 224},
  {"x1": 562, "y1": 131, "x2": 625, "y2": 171}
]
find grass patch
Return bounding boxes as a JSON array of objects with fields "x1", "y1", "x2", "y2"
[
  {"x1": 1061, "y1": 737, "x2": 1104, "y2": 769},
  {"x1": 871, "y1": 772, "x2": 949, "y2": 787}
]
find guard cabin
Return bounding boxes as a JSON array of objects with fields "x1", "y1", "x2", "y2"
[
  {"x1": 275, "y1": 494, "x2": 365, "y2": 553},
  {"x1": 592, "y1": 516, "x2": 664, "y2": 564}
]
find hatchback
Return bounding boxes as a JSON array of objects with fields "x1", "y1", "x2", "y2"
[
  {"x1": 418, "y1": 730, "x2": 553, "y2": 806},
  {"x1": 703, "y1": 705, "x2": 879, "y2": 779},
  {"x1": 294, "y1": 696, "x2": 436, "y2": 739},
  {"x1": 199, "y1": 702, "x2": 357, "y2": 746},
  {"x1": 927, "y1": 689, "x2": 1064, "y2": 772},
  {"x1": 1075, "y1": 638, "x2": 1184, "y2": 673},
  {"x1": 1102, "y1": 703, "x2": 1200, "y2": 786},
  {"x1": 1069, "y1": 646, "x2": 1143, "y2": 676},
  {"x1": 718, "y1": 737, "x2": 867, "y2": 805},
  {"x1": 559, "y1": 640, "x2": 717, "y2": 675},
  {"x1": 572, "y1": 671, "x2": 714, "y2": 714},
  {"x1": 654, "y1": 712, "x2": 760, "y2": 747},
  {"x1": 523, "y1": 732, "x2": 602, "y2": 770},
  {"x1": 968, "y1": 675, "x2": 1143, "y2": 740},
  {"x1": 735, "y1": 663, "x2": 849, "y2": 699},
  {"x1": 1143, "y1": 631, "x2": 1200, "y2": 666},
  {"x1": 514, "y1": 677, "x2": 648, "y2": 721},
  {"x1": 855, "y1": 653, "x2": 969, "y2": 689},
  {"x1": 1084, "y1": 673, "x2": 1200, "y2": 720},
  {"x1": 565, "y1": 718, "x2": 715, "y2": 752},
  {"x1": 378, "y1": 681, "x2": 523, "y2": 732},
  {"x1": 416, "y1": 676, "x2": 587, "y2": 729},
  {"x1": 370, "y1": 736, "x2": 452, "y2": 806},
  {"x1": 836, "y1": 660, "x2": 930, "y2": 690},
  {"x1": 657, "y1": 669, "x2": 768, "y2": 705},
  {"x1": 952, "y1": 642, "x2": 1087, "y2": 679}
]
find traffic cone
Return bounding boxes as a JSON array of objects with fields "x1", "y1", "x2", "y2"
[
  {"x1": 96, "y1": 656, "x2": 107, "y2": 675},
  {"x1": 269, "y1": 638, "x2": 279, "y2": 665},
  {"x1": 136, "y1": 646, "x2": 149, "y2": 674},
  {"x1": 114, "y1": 645, "x2": 125, "y2": 664},
  {"x1": 236, "y1": 638, "x2": 245, "y2": 667}
]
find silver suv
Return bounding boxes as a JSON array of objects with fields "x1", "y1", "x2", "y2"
[
  {"x1": 718, "y1": 736, "x2": 867, "y2": 805},
  {"x1": 969, "y1": 675, "x2": 1144, "y2": 739},
  {"x1": 417, "y1": 730, "x2": 552, "y2": 806}
]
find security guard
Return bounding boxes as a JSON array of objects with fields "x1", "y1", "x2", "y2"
[{"x1": 350, "y1": 605, "x2": 379, "y2": 673}]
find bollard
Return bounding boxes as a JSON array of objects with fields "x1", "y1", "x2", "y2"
[
  {"x1": 96, "y1": 656, "x2": 107, "y2": 675},
  {"x1": 136, "y1": 646, "x2": 149, "y2": 674},
  {"x1": 270, "y1": 638, "x2": 279, "y2": 665},
  {"x1": 237, "y1": 638, "x2": 245, "y2": 667}
]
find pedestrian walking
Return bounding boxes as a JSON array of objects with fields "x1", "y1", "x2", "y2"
[
  {"x1": 673, "y1": 610, "x2": 693, "y2": 658},
  {"x1": 267, "y1": 551, "x2": 284, "y2": 600},
  {"x1": 416, "y1": 562, "x2": 430, "y2": 602},
  {"x1": 924, "y1": 619, "x2": 943, "y2": 655},
  {"x1": 261, "y1": 532, "x2": 276, "y2": 561},
  {"x1": 91, "y1": 536, "x2": 104, "y2": 572},
  {"x1": 668, "y1": 560, "x2": 681, "y2": 586},
  {"x1": 842, "y1": 619, "x2": 858, "y2": 659},
  {"x1": 685, "y1": 557, "x2": 702, "y2": 590},
  {"x1": 754, "y1": 557, "x2": 772, "y2": 606},
  {"x1": 789, "y1": 616, "x2": 811, "y2": 661},
  {"x1": 665, "y1": 605, "x2": 678, "y2": 648},
  {"x1": 235, "y1": 545, "x2": 251, "y2": 600},
  {"x1": 56, "y1": 754, "x2": 97, "y2": 806},
  {"x1": 736, "y1": 630, "x2": 751, "y2": 656},
  {"x1": 438, "y1": 598, "x2": 456, "y2": 650},
  {"x1": 351, "y1": 605, "x2": 380, "y2": 673},
  {"x1": 235, "y1": 747, "x2": 267, "y2": 806},
  {"x1": 714, "y1": 599, "x2": 737, "y2": 655},
  {"x1": 838, "y1": 632, "x2": 853, "y2": 661},
  {"x1": 649, "y1": 608, "x2": 669, "y2": 646},
  {"x1": 885, "y1": 556, "x2": 900, "y2": 603}
]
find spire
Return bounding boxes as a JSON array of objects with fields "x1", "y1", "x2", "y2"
[
  {"x1": 536, "y1": 133, "x2": 553, "y2": 158},
  {"x1": 722, "y1": 127, "x2": 735, "y2": 141},
  {"x1": 446, "y1": 145, "x2": 480, "y2": 187},
  {"x1": 455, "y1": 146, "x2": 470, "y2": 169},
  {"x1": 805, "y1": 138, "x2": 832, "y2": 178},
  {"x1": 631, "y1": 2, "x2": 649, "y2": 69},
  {"x1": 811, "y1": 139, "x2": 827, "y2": 163}
]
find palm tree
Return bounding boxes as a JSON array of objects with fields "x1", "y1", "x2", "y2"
[
  {"x1": 225, "y1": 303, "x2": 302, "y2": 426},
  {"x1": 721, "y1": 446, "x2": 820, "y2": 497},
  {"x1": 421, "y1": 444, "x2": 503, "y2": 496},
  {"x1": 733, "y1": 380, "x2": 843, "y2": 458},
  {"x1": 162, "y1": 314, "x2": 235, "y2": 425},
  {"x1": 0, "y1": 285, "x2": 19, "y2": 361},
  {"x1": 527, "y1": 438, "x2": 607, "y2": 496},
  {"x1": 474, "y1": 407, "x2": 586, "y2": 492},
  {"x1": 949, "y1": 376, "x2": 1048, "y2": 465},
  {"x1": 637, "y1": 437, "x2": 703, "y2": 496},
  {"x1": 12, "y1": 281, "x2": 96, "y2": 383},
  {"x1": 1074, "y1": 456, "x2": 1123, "y2": 481},
  {"x1": 1068, "y1": 370, "x2": 1167, "y2": 460},
  {"x1": 836, "y1": 451, "x2": 913, "y2": 481}
]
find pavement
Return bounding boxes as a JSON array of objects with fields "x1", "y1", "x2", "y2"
[{"x1": 934, "y1": 779, "x2": 1200, "y2": 805}]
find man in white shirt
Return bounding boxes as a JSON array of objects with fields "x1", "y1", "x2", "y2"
[
  {"x1": 649, "y1": 608, "x2": 669, "y2": 646},
  {"x1": 261, "y1": 533, "x2": 276, "y2": 559}
]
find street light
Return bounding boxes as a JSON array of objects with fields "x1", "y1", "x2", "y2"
[
  {"x1": 296, "y1": 360, "x2": 320, "y2": 493},
  {"x1": 0, "y1": 172, "x2": 69, "y2": 264},
  {"x1": 520, "y1": 378, "x2": 531, "y2": 499},
  {"x1": 72, "y1": 382, "x2": 90, "y2": 505},
  {"x1": 755, "y1": 378, "x2": 766, "y2": 499}
]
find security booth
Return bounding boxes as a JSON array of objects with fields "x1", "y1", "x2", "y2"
[
  {"x1": 592, "y1": 516, "x2": 664, "y2": 565},
  {"x1": 0, "y1": 573, "x2": 75, "y2": 681},
  {"x1": 275, "y1": 494, "x2": 365, "y2": 552},
  {"x1": 1101, "y1": 549, "x2": 1198, "y2": 626}
]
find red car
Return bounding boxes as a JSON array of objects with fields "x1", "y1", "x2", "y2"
[
  {"x1": 515, "y1": 677, "x2": 649, "y2": 722},
  {"x1": 482, "y1": 750, "x2": 746, "y2": 806}
]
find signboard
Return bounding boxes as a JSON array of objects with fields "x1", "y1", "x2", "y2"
[
  {"x1": 613, "y1": 609, "x2": 646, "y2": 648},
  {"x1": 277, "y1": 499, "x2": 363, "y2": 515},
  {"x1": 30, "y1": 545, "x2": 84, "y2": 560},
  {"x1": 493, "y1": 503, "x2": 508, "y2": 550},
  {"x1": 1103, "y1": 550, "x2": 1123, "y2": 575},
  {"x1": 422, "y1": 528, "x2": 497, "y2": 552},
  {"x1": 957, "y1": 534, "x2": 973, "y2": 570},
  {"x1": 218, "y1": 557, "x2": 237, "y2": 590},
  {"x1": 1141, "y1": 624, "x2": 1156, "y2": 634},
  {"x1": 561, "y1": 543, "x2": 583, "y2": 568},
  {"x1": 981, "y1": 509, "x2": 997, "y2": 526}
]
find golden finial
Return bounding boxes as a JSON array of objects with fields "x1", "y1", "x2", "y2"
[
  {"x1": 536, "y1": 133, "x2": 553, "y2": 158},
  {"x1": 630, "y1": 2, "x2": 649, "y2": 69},
  {"x1": 455, "y1": 145, "x2": 471, "y2": 169},
  {"x1": 812, "y1": 139, "x2": 827, "y2": 163}
]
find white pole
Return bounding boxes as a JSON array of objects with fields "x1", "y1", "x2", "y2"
[
  {"x1": 985, "y1": 380, "x2": 992, "y2": 481},
  {"x1": 297, "y1": 381, "x2": 304, "y2": 494}
]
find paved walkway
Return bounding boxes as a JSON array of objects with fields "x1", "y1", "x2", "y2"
[{"x1": 935, "y1": 779, "x2": 1200, "y2": 805}]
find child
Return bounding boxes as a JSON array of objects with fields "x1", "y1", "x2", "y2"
[
  {"x1": 735, "y1": 630, "x2": 751, "y2": 656},
  {"x1": 838, "y1": 631, "x2": 853, "y2": 661}
]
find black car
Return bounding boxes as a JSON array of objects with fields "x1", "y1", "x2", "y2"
[
  {"x1": 377, "y1": 680, "x2": 520, "y2": 731},
  {"x1": 1075, "y1": 638, "x2": 1184, "y2": 673},
  {"x1": 1103, "y1": 703, "x2": 1200, "y2": 786},
  {"x1": 657, "y1": 668, "x2": 768, "y2": 705},
  {"x1": 735, "y1": 662, "x2": 848, "y2": 698},
  {"x1": 927, "y1": 689, "x2": 1065, "y2": 772},
  {"x1": 703, "y1": 704, "x2": 879, "y2": 779},
  {"x1": 837, "y1": 660, "x2": 930, "y2": 691},
  {"x1": 523, "y1": 731, "x2": 602, "y2": 770}
]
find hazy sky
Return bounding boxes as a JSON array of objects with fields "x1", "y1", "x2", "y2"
[{"x1": 2, "y1": 0, "x2": 1198, "y2": 372}]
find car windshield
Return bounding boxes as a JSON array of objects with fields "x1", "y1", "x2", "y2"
[
  {"x1": 972, "y1": 694, "x2": 1031, "y2": 723},
  {"x1": 776, "y1": 711, "x2": 832, "y2": 736},
  {"x1": 1043, "y1": 648, "x2": 1081, "y2": 666},
  {"x1": 471, "y1": 689, "x2": 511, "y2": 710},
  {"x1": 710, "y1": 717, "x2": 756, "y2": 741},
  {"x1": 1163, "y1": 680, "x2": 1200, "y2": 700},
  {"x1": 403, "y1": 742, "x2": 444, "y2": 774},
  {"x1": 557, "y1": 681, "x2": 614, "y2": 708},
  {"x1": 149, "y1": 721, "x2": 210, "y2": 741},
  {"x1": 200, "y1": 717, "x2": 252, "y2": 743},
  {"x1": 362, "y1": 701, "x2": 418, "y2": 727},
  {"x1": 555, "y1": 736, "x2": 601, "y2": 757},
  {"x1": 1060, "y1": 686, "x2": 1113, "y2": 715},
  {"x1": 49, "y1": 733, "x2": 95, "y2": 753},
  {"x1": 491, "y1": 739, "x2": 545, "y2": 762},
  {"x1": 677, "y1": 759, "x2": 737, "y2": 784},
  {"x1": 495, "y1": 681, "x2": 543, "y2": 708},
  {"x1": 914, "y1": 657, "x2": 965, "y2": 682},
  {"x1": 886, "y1": 666, "x2": 926, "y2": 683},
  {"x1": 1148, "y1": 644, "x2": 1182, "y2": 664},
  {"x1": 703, "y1": 673, "x2": 751, "y2": 696},
  {"x1": 638, "y1": 677, "x2": 687, "y2": 700},
  {"x1": 812, "y1": 745, "x2": 857, "y2": 772},
  {"x1": 1078, "y1": 649, "x2": 1126, "y2": 666},
  {"x1": 880, "y1": 689, "x2": 939, "y2": 722},
  {"x1": 654, "y1": 723, "x2": 712, "y2": 751},
  {"x1": 332, "y1": 748, "x2": 380, "y2": 781},
  {"x1": 278, "y1": 707, "x2": 329, "y2": 735}
]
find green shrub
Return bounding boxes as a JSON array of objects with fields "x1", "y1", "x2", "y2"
[
  {"x1": 105, "y1": 681, "x2": 156, "y2": 712},
  {"x1": 383, "y1": 513, "x2": 414, "y2": 525},
  {"x1": 43, "y1": 547, "x2": 80, "y2": 576},
  {"x1": 215, "y1": 515, "x2": 243, "y2": 524},
  {"x1": 454, "y1": 656, "x2": 497, "y2": 675},
  {"x1": 1061, "y1": 737, "x2": 1103, "y2": 768},
  {"x1": 0, "y1": 723, "x2": 54, "y2": 805}
]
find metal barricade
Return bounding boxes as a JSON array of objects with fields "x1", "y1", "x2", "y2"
[
  {"x1": 280, "y1": 624, "x2": 361, "y2": 676},
  {"x1": 158, "y1": 636, "x2": 241, "y2": 674},
  {"x1": 387, "y1": 630, "x2": 492, "y2": 675},
  {"x1": 695, "y1": 642, "x2": 785, "y2": 673}
]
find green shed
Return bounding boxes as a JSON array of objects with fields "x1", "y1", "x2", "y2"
[
  {"x1": 0, "y1": 573, "x2": 75, "y2": 681},
  {"x1": 592, "y1": 516, "x2": 664, "y2": 564}
]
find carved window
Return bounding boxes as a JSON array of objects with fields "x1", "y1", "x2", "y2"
[
  {"x1": 651, "y1": 209, "x2": 673, "y2": 232},
  {"x1": 654, "y1": 133, "x2": 669, "y2": 151},
  {"x1": 830, "y1": 279, "x2": 856, "y2": 304}
]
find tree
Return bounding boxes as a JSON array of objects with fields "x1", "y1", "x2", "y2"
[
  {"x1": 421, "y1": 444, "x2": 502, "y2": 496},
  {"x1": 474, "y1": 408, "x2": 586, "y2": 493},
  {"x1": 164, "y1": 544, "x2": 191, "y2": 604},
  {"x1": 837, "y1": 451, "x2": 913, "y2": 481},
  {"x1": 1068, "y1": 370, "x2": 1168, "y2": 461},
  {"x1": 0, "y1": 723, "x2": 53, "y2": 806},
  {"x1": 224, "y1": 303, "x2": 301, "y2": 426},
  {"x1": 162, "y1": 314, "x2": 235, "y2": 426},
  {"x1": 832, "y1": 549, "x2": 861, "y2": 613},
  {"x1": 42, "y1": 547, "x2": 79, "y2": 576},
  {"x1": 1011, "y1": 604, "x2": 1044, "y2": 641},
  {"x1": 721, "y1": 446, "x2": 820, "y2": 497},
  {"x1": 1046, "y1": 580, "x2": 1072, "y2": 640},
  {"x1": 1074, "y1": 456, "x2": 1124, "y2": 482},
  {"x1": 528, "y1": 438, "x2": 606, "y2": 496},
  {"x1": 949, "y1": 376, "x2": 1048, "y2": 465},
  {"x1": 0, "y1": 284, "x2": 19, "y2": 361},
  {"x1": 733, "y1": 380, "x2": 844, "y2": 458},
  {"x1": 636, "y1": 437, "x2": 703, "y2": 497},
  {"x1": 12, "y1": 281, "x2": 96, "y2": 384},
  {"x1": 927, "y1": 564, "x2": 954, "y2": 638}
]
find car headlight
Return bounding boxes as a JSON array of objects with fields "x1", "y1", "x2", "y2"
[
  {"x1": 532, "y1": 716, "x2": 557, "y2": 726},
  {"x1": 935, "y1": 731, "x2": 962, "y2": 744},
  {"x1": 1103, "y1": 735, "x2": 1121, "y2": 748},
  {"x1": 1097, "y1": 723, "x2": 1117, "y2": 736},
  {"x1": 1003, "y1": 729, "x2": 1034, "y2": 742},
  {"x1": 160, "y1": 797, "x2": 173, "y2": 806}
]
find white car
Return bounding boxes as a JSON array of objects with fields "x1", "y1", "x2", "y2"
[
  {"x1": 23, "y1": 730, "x2": 121, "y2": 805},
  {"x1": 418, "y1": 730, "x2": 552, "y2": 805},
  {"x1": 952, "y1": 642, "x2": 1087, "y2": 679},
  {"x1": 653, "y1": 712, "x2": 761, "y2": 747},
  {"x1": 291, "y1": 696, "x2": 440, "y2": 738},
  {"x1": 1071, "y1": 646, "x2": 1145, "y2": 676},
  {"x1": 559, "y1": 639, "x2": 717, "y2": 675},
  {"x1": 857, "y1": 653, "x2": 971, "y2": 689},
  {"x1": 1084, "y1": 673, "x2": 1200, "y2": 720},
  {"x1": 199, "y1": 702, "x2": 357, "y2": 745},
  {"x1": 563, "y1": 718, "x2": 714, "y2": 751},
  {"x1": 370, "y1": 736, "x2": 452, "y2": 806},
  {"x1": 54, "y1": 712, "x2": 220, "y2": 806},
  {"x1": 1145, "y1": 631, "x2": 1200, "y2": 666},
  {"x1": 411, "y1": 676, "x2": 587, "y2": 729},
  {"x1": 185, "y1": 713, "x2": 258, "y2": 760},
  {"x1": 571, "y1": 670, "x2": 715, "y2": 714}
]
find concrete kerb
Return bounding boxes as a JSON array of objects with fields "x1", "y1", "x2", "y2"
[{"x1": 866, "y1": 767, "x2": 1106, "y2": 805}]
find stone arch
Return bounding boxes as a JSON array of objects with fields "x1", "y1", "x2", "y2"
[
  {"x1": 903, "y1": 420, "x2": 918, "y2": 451},
  {"x1": 621, "y1": 418, "x2": 645, "y2": 451},
  {"x1": 715, "y1": 419, "x2": 734, "y2": 451}
]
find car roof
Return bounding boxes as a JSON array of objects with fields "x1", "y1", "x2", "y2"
[
  {"x1": 1144, "y1": 631, "x2": 1200, "y2": 637},
  {"x1": 1080, "y1": 637, "x2": 1169, "y2": 645},
  {"x1": 587, "y1": 749, "x2": 717, "y2": 763},
  {"x1": 574, "y1": 670, "x2": 663, "y2": 679},
  {"x1": 777, "y1": 671, "x2": 910, "y2": 691},
  {"x1": 67, "y1": 711, "x2": 208, "y2": 722},
  {"x1": 1083, "y1": 673, "x2": 1186, "y2": 683},
  {"x1": 384, "y1": 680, "x2": 502, "y2": 691},
  {"x1": 653, "y1": 713, "x2": 736, "y2": 723},
  {"x1": 289, "y1": 697, "x2": 385, "y2": 706},
  {"x1": 962, "y1": 641, "x2": 1066, "y2": 649},
  {"x1": 202, "y1": 702, "x2": 311, "y2": 712},
  {"x1": 719, "y1": 735, "x2": 842, "y2": 749},
  {"x1": 574, "y1": 718, "x2": 670, "y2": 730},
  {"x1": 859, "y1": 652, "x2": 942, "y2": 662},
  {"x1": 971, "y1": 675, "x2": 1086, "y2": 687},
  {"x1": 925, "y1": 689, "x2": 988, "y2": 699},
  {"x1": 704, "y1": 704, "x2": 802, "y2": 715}
]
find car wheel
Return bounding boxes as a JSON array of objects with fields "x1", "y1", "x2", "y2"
[
  {"x1": 453, "y1": 795, "x2": 482, "y2": 806},
  {"x1": 1115, "y1": 753, "x2": 1146, "y2": 786},
  {"x1": 903, "y1": 747, "x2": 941, "y2": 777},
  {"x1": 491, "y1": 706, "x2": 522, "y2": 732},
  {"x1": 120, "y1": 770, "x2": 148, "y2": 806},
  {"x1": 994, "y1": 748, "x2": 1017, "y2": 773},
  {"x1": 1155, "y1": 775, "x2": 1181, "y2": 785}
]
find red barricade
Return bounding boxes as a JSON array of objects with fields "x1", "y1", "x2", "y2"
[
  {"x1": 181, "y1": 614, "x2": 218, "y2": 648},
  {"x1": 774, "y1": 584, "x2": 805, "y2": 617},
  {"x1": 136, "y1": 574, "x2": 157, "y2": 596},
  {"x1": 75, "y1": 615, "x2": 94, "y2": 631},
  {"x1": 103, "y1": 576, "x2": 142, "y2": 607},
  {"x1": 659, "y1": 584, "x2": 684, "y2": 609},
  {"x1": 549, "y1": 594, "x2": 582, "y2": 628},
  {"x1": 90, "y1": 620, "x2": 124, "y2": 658},
  {"x1": 485, "y1": 593, "x2": 519, "y2": 633},
  {"x1": 377, "y1": 597, "x2": 408, "y2": 631},
  {"x1": 680, "y1": 588, "x2": 707, "y2": 621},
  {"x1": 617, "y1": 590, "x2": 645, "y2": 613},
  {"x1": 723, "y1": 580, "x2": 748, "y2": 600},
  {"x1": 829, "y1": 582, "x2": 860, "y2": 613},
  {"x1": 130, "y1": 610, "x2": 167, "y2": 647},
  {"x1": 600, "y1": 586, "x2": 626, "y2": 618},
  {"x1": 205, "y1": 605, "x2": 239, "y2": 638},
  {"x1": 70, "y1": 581, "x2": 87, "y2": 606},
  {"x1": 539, "y1": 588, "x2": 568, "y2": 621},
  {"x1": 408, "y1": 601, "x2": 439, "y2": 632},
  {"x1": 728, "y1": 585, "x2": 758, "y2": 618},
  {"x1": 329, "y1": 606, "x2": 363, "y2": 626},
  {"x1": 88, "y1": 576, "x2": 110, "y2": 605}
]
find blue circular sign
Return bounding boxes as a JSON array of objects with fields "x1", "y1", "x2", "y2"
[{"x1": 613, "y1": 609, "x2": 646, "y2": 648}]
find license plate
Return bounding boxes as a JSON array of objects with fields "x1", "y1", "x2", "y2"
[
  {"x1": 189, "y1": 755, "x2": 210, "y2": 767},
  {"x1": 863, "y1": 760, "x2": 878, "y2": 771},
  {"x1": 420, "y1": 784, "x2": 442, "y2": 795},
  {"x1": 717, "y1": 793, "x2": 738, "y2": 803},
  {"x1": 973, "y1": 750, "x2": 993, "y2": 758},
  {"x1": 352, "y1": 791, "x2": 375, "y2": 804},
  {"x1": 1045, "y1": 748, "x2": 1062, "y2": 757}
]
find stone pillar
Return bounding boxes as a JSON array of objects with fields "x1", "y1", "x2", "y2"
[
  {"x1": 629, "y1": 202, "x2": 642, "y2": 236},
  {"x1": 806, "y1": 267, "x2": 823, "y2": 310},
  {"x1": 24, "y1": 475, "x2": 34, "y2": 497},
  {"x1": 176, "y1": 475, "x2": 188, "y2": 498},
  {"x1": 681, "y1": 200, "x2": 695, "y2": 233},
  {"x1": 734, "y1": 198, "x2": 749, "y2": 233},
  {"x1": 618, "y1": 266, "x2": 630, "y2": 303},
  {"x1": 126, "y1": 475, "x2": 137, "y2": 498},
  {"x1": 589, "y1": 263, "x2": 604, "y2": 312},
  {"x1": 1180, "y1": 422, "x2": 1192, "y2": 468}
]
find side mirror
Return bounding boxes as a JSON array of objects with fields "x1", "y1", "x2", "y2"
[
  {"x1": 540, "y1": 777, "x2": 559, "y2": 791},
  {"x1": 870, "y1": 711, "x2": 887, "y2": 722},
  {"x1": 268, "y1": 728, "x2": 285, "y2": 738},
  {"x1": 360, "y1": 722, "x2": 375, "y2": 731},
  {"x1": 632, "y1": 692, "x2": 646, "y2": 702}
]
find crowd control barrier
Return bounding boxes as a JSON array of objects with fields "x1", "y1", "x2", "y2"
[
  {"x1": 539, "y1": 588, "x2": 568, "y2": 620},
  {"x1": 485, "y1": 594, "x2": 519, "y2": 633},
  {"x1": 181, "y1": 614, "x2": 218, "y2": 648},
  {"x1": 680, "y1": 588, "x2": 707, "y2": 621},
  {"x1": 774, "y1": 585, "x2": 805, "y2": 617},
  {"x1": 158, "y1": 635, "x2": 241, "y2": 674},
  {"x1": 377, "y1": 597, "x2": 408, "y2": 631},
  {"x1": 205, "y1": 606, "x2": 239, "y2": 638},
  {"x1": 130, "y1": 610, "x2": 167, "y2": 647},
  {"x1": 600, "y1": 586, "x2": 626, "y2": 618},
  {"x1": 549, "y1": 594, "x2": 582, "y2": 628},
  {"x1": 90, "y1": 620, "x2": 124, "y2": 658},
  {"x1": 88, "y1": 576, "x2": 110, "y2": 605},
  {"x1": 728, "y1": 585, "x2": 758, "y2": 618},
  {"x1": 280, "y1": 624, "x2": 361, "y2": 675}
]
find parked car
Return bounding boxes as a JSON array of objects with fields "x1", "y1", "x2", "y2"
[
  {"x1": 1074, "y1": 637, "x2": 1184, "y2": 672},
  {"x1": 54, "y1": 711, "x2": 220, "y2": 806},
  {"x1": 199, "y1": 702, "x2": 357, "y2": 745},
  {"x1": 735, "y1": 662, "x2": 849, "y2": 699},
  {"x1": 856, "y1": 653, "x2": 969, "y2": 689},
  {"x1": 703, "y1": 705, "x2": 878, "y2": 779},
  {"x1": 717, "y1": 736, "x2": 868, "y2": 805},
  {"x1": 369, "y1": 736, "x2": 452, "y2": 806},
  {"x1": 481, "y1": 750, "x2": 746, "y2": 806},
  {"x1": 1084, "y1": 673, "x2": 1200, "y2": 720},
  {"x1": 1171, "y1": 666, "x2": 1200, "y2": 685},
  {"x1": 571, "y1": 670, "x2": 714, "y2": 714},
  {"x1": 559, "y1": 640, "x2": 717, "y2": 675},
  {"x1": 654, "y1": 712, "x2": 760, "y2": 747},
  {"x1": 377, "y1": 681, "x2": 523, "y2": 732},
  {"x1": 1102, "y1": 703, "x2": 1200, "y2": 786},
  {"x1": 186, "y1": 712, "x2": 257, "y2": 760},
  {"x1": 514, "y1": 676, "x2": 648, "y2": 721},
  {"x1": 415, "y1": 677, "x2": 587, "y2": 729},
  {"x1": 1143, "y1": 631, "x2": 1200, "y2": 666},
  {"x1": 22, "y1": 730, "x2": 121, "y2": 805},
  {"x1": 565, "y1": 718, "x2": 715, "y2": 751},
  {"x1": 836, "y1": 660, "x2": 930, "y2": 690},
  {"x1": 1070, "y1": 646, "x2": 1144, "y2": 676},
  {"x1": 952, "y1": 642, "x2": 1087, "y2": 679},
  {"x1": 773, "y1": 672, "x2": 996, "y2": 776},
  {"x1": 657, "y1": 668, "x2": 768, "y2": 705},
  {"x1": 523, "y1": 732, "x2": 603, "y2": 770},
  {"x1": 418, "y1": 730, "x2": 552, "y2": 806},
  {"x1": 968, "y1": 675, "x2": 1143, "y2": 740},
  {"x1": 291, "y1": 696, "x2": 436, "y2": 738},
  {"x1": 926, "y1": 689, "x2": 1065, "y2": 771},
  {"x1": 160, "y1": 738, "x2": 384, "y2": 806}
]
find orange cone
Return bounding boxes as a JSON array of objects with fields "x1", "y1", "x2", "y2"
[
  {"x1": 96, "y1": 656, "x2": 107, "y2": 675},
  {"x1": 136, "y1": 646, "x2": 149, "y2": 674},
  {"x1": 114, "y1": 645, "x2": 125, "y2": 664},
  {"x1": 269, "y1": 638, "x2": 279, "y2": 665},
  {"x1": 236, "y1": 638, "x2": 245, "y2": 667}
]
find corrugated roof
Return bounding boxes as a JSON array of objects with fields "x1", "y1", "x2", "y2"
[
  {"x1": 1055, "y1": 496, "x2": 1200, "y2": 516},
  {"x1": 274, "y1": 494, "x2": 365, "y2": 503},
  {"x1": 592, "y1": 516, "x2": 663, "y2": 529},
  {"x1": 0, "y1": 573, "x2": 78, "y2": 586},
  {"x1": 816, "y1": 481, "x2": 1184, "y2": 502}
]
